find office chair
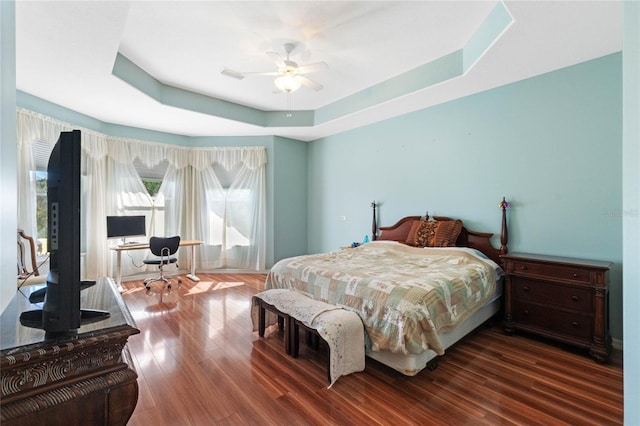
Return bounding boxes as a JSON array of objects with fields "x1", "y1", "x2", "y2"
[{"x1": 143, "y1": 236, "x2": 182, "y2": 292}]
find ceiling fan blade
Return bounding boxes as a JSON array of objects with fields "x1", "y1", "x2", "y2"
[
  {"x1": 242, "y1": 71, "x2": 281, "y2": 76},
  {"x1": 266, "y1": 51, "x2": 286, "y2": 68},
  {"x1": 220, "y1": 67, "x2": 245, "y2": 80},
  {"x1": 295, "y1": 62, "x2": 328, "y2": 74},
  {"x1": 297, "y1": 75, "x2": 323, "y2": 91}
]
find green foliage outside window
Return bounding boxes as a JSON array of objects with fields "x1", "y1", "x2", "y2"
[
  {"x1": 143, "y1": 180, "x2": 161, "y2": 197},
  {"x1": 35, "y1": 172, "x2": 47, "y2": 239}
]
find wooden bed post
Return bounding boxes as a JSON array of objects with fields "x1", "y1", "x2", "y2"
[
  {"x1": 371, "y1": 201, "x2": 377, "y2": 241},
  {"x1": 499, "y1": 197, "x2": 509, "y2": 255}
]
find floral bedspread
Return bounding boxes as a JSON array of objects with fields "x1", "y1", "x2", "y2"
[{"x1": 265, "y1": 241, "x2": 498, "y2": 355}]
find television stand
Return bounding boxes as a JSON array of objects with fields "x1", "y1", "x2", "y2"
[{"x1": 1, "y1": 278, "x2": 139, "y2": 426}]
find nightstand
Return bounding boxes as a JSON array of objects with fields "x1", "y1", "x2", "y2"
[{"x1": 501, "y1": 252, "x2": 612, "y2": 363}]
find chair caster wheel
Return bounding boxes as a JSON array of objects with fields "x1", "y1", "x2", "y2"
[{"x1": 167, "y1": 284, "x2": 172, "y2": 290}]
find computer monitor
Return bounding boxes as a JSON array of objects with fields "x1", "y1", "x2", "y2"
[
  {"x1": 106, "y1": 215, "x2": 146, "y2": 244},
  {"x1": 20, "y1": 130, "x2": 109, "y2": 333}
]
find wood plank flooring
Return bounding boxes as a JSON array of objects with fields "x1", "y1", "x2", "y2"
[{"x1": 121, "y1": 273, "x2": 623, "y2": 425}]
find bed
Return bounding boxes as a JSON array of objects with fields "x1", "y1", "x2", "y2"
[{"x1": 265, "y1": 201, "x2": 509, "y2": 376}]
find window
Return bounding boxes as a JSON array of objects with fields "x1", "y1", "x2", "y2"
[
  {"x1": 34, "y1": 171, "x2": 47, "y2": 256},
  {"x1": 207, "y1": 188, "x2": 251, "y2": 247},
  {"x1": 122, "y1": 158, "x2": 169, "y2": 238},
  {"x1": 133, "y1": 158, "x2": 167, "y2": 198},
  {"x1": 33, "y1": 139, "x2": 53, "y2": 255}
]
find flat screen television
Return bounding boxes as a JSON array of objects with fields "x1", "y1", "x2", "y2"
[
  {"x1": 20, "y1": 130, "x2": 109, "y2": 333},
  {"x1": 106, "y1": 215, "x2": 146, "y2": 244}
]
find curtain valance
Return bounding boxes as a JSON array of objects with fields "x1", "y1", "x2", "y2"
[
  {"x1": 190, "y1": 146, "x2": 267, "y2": 171},
  {"x1": 17, "y1": 109, "x2": 266, "y2": 170}
]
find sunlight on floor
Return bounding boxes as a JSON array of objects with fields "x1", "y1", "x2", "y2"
[{"x1": 184, "y1": 280, "x2": 244, "y2": 295}]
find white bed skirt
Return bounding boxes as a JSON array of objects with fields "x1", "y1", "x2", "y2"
[{"x1": 365, "y1": 285, "x2": 502, "y2": 376}]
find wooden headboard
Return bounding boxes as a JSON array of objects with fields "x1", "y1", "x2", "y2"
[{"x1": 370, "y1": 201, "x2": 508, "y2": 266}]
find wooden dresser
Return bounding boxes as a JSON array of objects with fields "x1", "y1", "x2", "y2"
[
  {"x1": 502, "y1": 252, "x2": 612, "y2": 363},
  {"x1": 1, "y1": 278, "x2": 140, "y2": 425}
]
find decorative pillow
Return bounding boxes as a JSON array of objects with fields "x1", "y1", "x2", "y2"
[
  {"x1": 433, "y1": 219, "x2": 463, "y2": 247},
  {"x1": 406, "y1": 220, "x2": 438, "y2": 247}
]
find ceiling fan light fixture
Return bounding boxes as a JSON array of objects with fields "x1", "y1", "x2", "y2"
[{"x1": 275, "y1": 74, "x2": 301, "y2": 93}]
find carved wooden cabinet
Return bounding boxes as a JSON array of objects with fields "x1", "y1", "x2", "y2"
[
  {"x1": 1, "y1": 278, "x2": 140, "y2": 425},
  {"x1": 502, "y1": 253, "x2": 612, "y2": 363}
]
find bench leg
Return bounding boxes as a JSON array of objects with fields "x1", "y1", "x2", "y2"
[
  {"x1": 255, "y1": 298, "x2": 290, "y2": 355},
  {"x1": 291, "y1": 319, "x2": 300, "y2": 358},
  {"x1": 291, "y1": 318, "x2": 331, "y2": 385},
  {"x1": 305, "y1": 330, "x2": 321, "y2": 350},
  {"x1": 326, "y1": 356, "x2": 331, "y2": 385},
  {"x1": 283, "y1": 314, "x2": 291, "y2": 355},
  {"x1": 258, "y1": 301, "x2": 266, "y2": 337}
]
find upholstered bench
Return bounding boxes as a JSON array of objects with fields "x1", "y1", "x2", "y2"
[{"x1": 251, "y1": 288, "x2": 365, "y2": 387}]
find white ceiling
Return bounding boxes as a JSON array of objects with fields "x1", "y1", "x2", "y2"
[{"x1": 15, "y1": 1, "x2": 622, "y2": 142}]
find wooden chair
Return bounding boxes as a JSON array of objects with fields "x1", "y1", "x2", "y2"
[{"x1": 17, "y1": 229, "x2": 40, "y2": 280}]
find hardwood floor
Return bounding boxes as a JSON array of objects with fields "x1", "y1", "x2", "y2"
[{"x1": 121, "y1": 273, "x2": 623, "y2": 425}]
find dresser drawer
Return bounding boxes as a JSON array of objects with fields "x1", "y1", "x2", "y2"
[
  {"x1": 512, "y1": 301, "x2": 593, "y2": 340},
  {"x1": 513, "y1": 277, "x2": 592, "y2": 311},
  {"x1": 509, "y1": 260, "x2": 591, "y2": 284}
]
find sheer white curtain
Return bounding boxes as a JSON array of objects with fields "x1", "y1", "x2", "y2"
[
  {"x1": 193, "y1": 162, "x2": 226, "y2": 269},
  {"x1": 224, "y1": 160, "x2": 265, "y2": 269},
  {"x1": 17, "y1": 109, "x2": 267, "y2": 279},
  {"x1": 191, "y1": 148, "x2": 266, "y2": 270},
  {"x1": 101, "y1": 139, "x2": 154, "y2": 277},
  {"x1": 82, "y1": 132, "x2": 109, "y2": 278},
  {"x1": 152, "y1": 150, "x2": 191, "y2": 268}
]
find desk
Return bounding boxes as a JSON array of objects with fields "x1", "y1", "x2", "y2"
[
  {"x1": 111, "y1": 239, "x2": 202, "y2": 288},
  {"x1": 1, "y1": 278, "x2": 139, "y2": 425}
]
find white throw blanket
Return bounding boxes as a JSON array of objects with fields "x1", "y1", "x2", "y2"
[{"x1": 251, "y1": 289, "x2": 365, "y2": 388}]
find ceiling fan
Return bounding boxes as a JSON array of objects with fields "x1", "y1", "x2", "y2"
[{"x1": 220, "y1": 43, "x2": 327, "y2": 93}]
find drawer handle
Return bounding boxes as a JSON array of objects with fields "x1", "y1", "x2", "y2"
[
  {"x1": 572, "y1": 321, "x2": 580, "y2": 328},
  {"x1": 523, "y1": 286, "x2": 531, "y2": 292},
  {"x1": 571, "y1": 295, "x2": 580, "y2": 302},
  {"x1": 523, "y1": 310, "x2": 530, "y2": 316},
  {"x1": 572, "y1": 273, "x2": 579, "y2": 278},
  {"x1": 520, "y1": 265, "x2": 528, "y2": 271}
]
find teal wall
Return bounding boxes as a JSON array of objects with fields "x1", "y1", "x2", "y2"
[
  {"x1": 0, "y1": 0, "x2": 17, "y2": 313},
  {"x1": 307, "y1": 53, "x2": 623, "y2": 341},
  {"x1": 623, "y1": 2, "x2": 640, "y2": 424},
  {"x1": 273, "y1": 137, "x2": 308, "y2": 261}
]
